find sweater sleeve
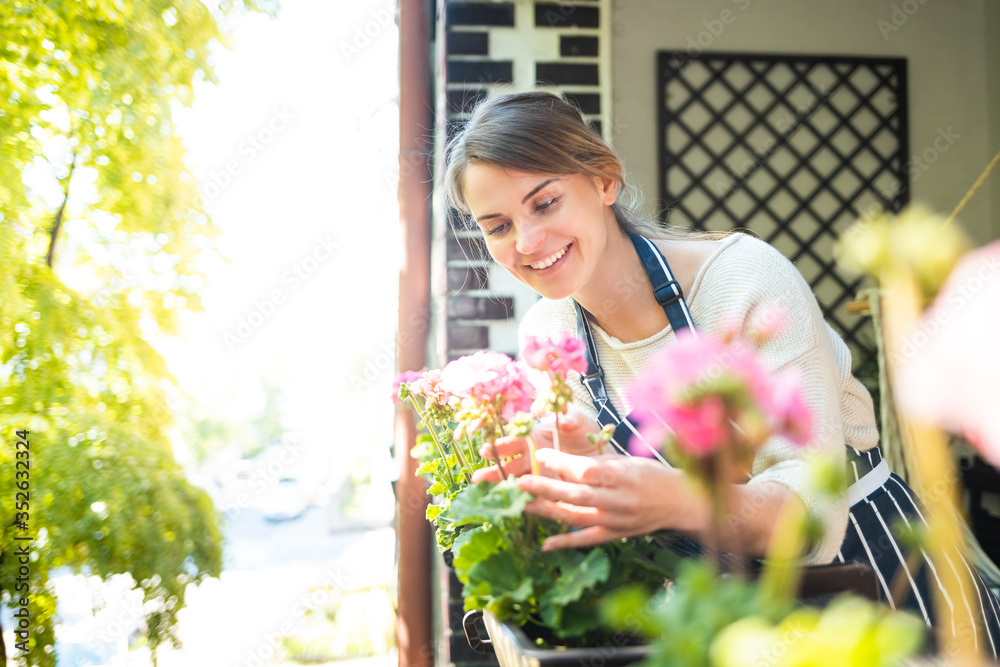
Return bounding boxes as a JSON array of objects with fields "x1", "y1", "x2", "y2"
[{"x1": 691, "y1": 234, "x2": 848, "y2": 564}]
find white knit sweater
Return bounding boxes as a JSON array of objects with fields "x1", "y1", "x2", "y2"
[{"x1": 518, "y1": 232, "x2": 879, "y2": 564}]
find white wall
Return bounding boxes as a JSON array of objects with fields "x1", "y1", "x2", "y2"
[{"x1": 611, "y1": 0, "x2": 999, "y2": 244}]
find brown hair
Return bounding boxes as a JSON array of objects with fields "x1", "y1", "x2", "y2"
[{"x1": 444, "y1": 90, "x2": 706, "y2": 240}]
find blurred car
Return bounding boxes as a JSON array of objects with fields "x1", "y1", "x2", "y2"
[
  {"x1": 261, "y1": 477, "x2": 309, "y2": 521},
  {"x1": 233, "y1": 459, "x2": 253, "y2": 480}
]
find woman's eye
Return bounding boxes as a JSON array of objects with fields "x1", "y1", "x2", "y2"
[
  {"x1": 535, "y1": 197, "x2": 559, "y2": 212},
  {"x1": 487, "y1": 223, "x2": 509, "y2": 237}
]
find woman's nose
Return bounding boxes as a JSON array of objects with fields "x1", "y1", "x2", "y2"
[{"x1": 515, "y1": 220, "x2": 545, "y2": 256}]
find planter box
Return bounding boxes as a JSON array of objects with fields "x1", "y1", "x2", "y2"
[{"x1": 467, "y1": 609, "x2": 651, "y2": 667}]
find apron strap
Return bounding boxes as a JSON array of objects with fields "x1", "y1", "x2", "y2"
[
  {"x1": 628, "y1": 233, "x2": 698, "y2": 333},
  {"x1": 574, "y1": 232, "x2": 697, "y2": 461}
]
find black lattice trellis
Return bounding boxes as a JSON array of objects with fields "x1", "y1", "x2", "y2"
[{"x1": 657, "y1": 51, "x2": 909, "y2": 381}]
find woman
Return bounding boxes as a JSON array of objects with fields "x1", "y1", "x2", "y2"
[{"x1": 445, "y1": 90, "x2": 1000, "y2": 653}]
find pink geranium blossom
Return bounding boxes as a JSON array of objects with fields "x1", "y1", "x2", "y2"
[
  {"x1": 411, "y1": 368, "x2": 452, "y2": 407},
  {"x1": 440, "y1": 350, "x2": 536, "y2": 420},
  {"x1": 629, "y1": 395, "x2": 730, "y2": 458},
  {"x1": 769, "y1": 369, "x2": 813, "y2": 446},
  {"x1": 500, "y1": 364, "x2": 536, "y2": 421},
  {"x1": 522, "y1": 332, "x2": 588, "y2": 380},
  {"x1": 626, "y1": 328, "x2": 812, "y2": 461}
]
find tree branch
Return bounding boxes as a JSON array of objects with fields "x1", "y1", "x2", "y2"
[
  {"x1": 0, "y1": 604, "x2": 6, "y2": 664},
  {"x1": 45, "y1": 154, "x2": 77, "y2": 268}
]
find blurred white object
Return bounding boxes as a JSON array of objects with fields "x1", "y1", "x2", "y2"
[
  {"x1": 895, "y1": 240, "x2": 1000, "y2": 468},
  {"x1": 261, "y1": 477, "x2": 309, "y2": 521},
  {"x1": 55, "y1": 625, "x2": 128, "y2": 667}
]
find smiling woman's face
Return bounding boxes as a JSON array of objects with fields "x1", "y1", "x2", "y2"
[{"x1": 462, "y1": 163, "x2": 619, "y2": 301}]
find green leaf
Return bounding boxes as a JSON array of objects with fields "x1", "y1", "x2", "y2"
[
  {"x1": 448, "y1": 478, "x2": 531, "y2": 526},
  {"x1": 551, "y1": 601, "x2": 601, "y2": 638},
  {"x1": 465, "y1": 549, "x2": 523, "y2": 593},
  {"x1": 652, "y1": 541, "x2": 683, "y2": 576},
  {"x1": 416, "y1": 458, "x2": 439, "y2": 476},
  {"x1": 462, "y1": 547, "x2": 532, "y2": 611},
  {"x1": 600, "y1": 585, "x2": 662, "y2": 639},
  {"x1": 873, "y1": 606, "x2": 927, "y2": 660},
  {"x1": 435, "y1": 523, "x2": 459, "y2": 552},
  {"x1": 452, "y1": 525, "x2": 505, "y2": 584},
  {"x1": 411, "y1": 437, "x2": 434, "y2": 460},
  {"x1": 545, "y1": 548, "x2": 610, "y2": 606}
]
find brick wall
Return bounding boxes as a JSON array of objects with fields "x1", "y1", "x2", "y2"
[
  {"x1": 432, "y1": 0, "x2": 611, "y2": 365},
  {"x1": 427, "y1": 2, "x2": 611, "y2": 665}
]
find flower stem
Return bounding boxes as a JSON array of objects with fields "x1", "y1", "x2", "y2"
[
  {"x1": 461, "y1": 430, "x2": 479, "y2": 468},
  {"x1": 708, "y1": 461, "x2": 724, "y2": 575},
  {"x1": 881, "y1": 268, "x2": 978, "y2": 663},
  {"x1": 553, "y1": 412, "x2": 562, "y2": 452},
  {"x1": 449, "y1": 432, "x2": 474, "y2": 484},
  {"x1": 407, "y1": 396, "x2": 456, "y2": 485},
  {"x1": 507, "y1": 516, "x2": 525, "y2": 552},
  {"x1": 759, "y1": 492, "x2": 807, "y2": 603},
  {"x1": 526, "y1": 435, "x2": 540, "y2": 476},
  {"x1": 719, "y1": 437, "x2": 744, "y2": 578},
  {"x1": 489, "y1": 435, "x2": 508, "y2": 480}
]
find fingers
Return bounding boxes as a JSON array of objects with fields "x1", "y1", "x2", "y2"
[
  {"x1": 471, "y1": 465, "x2": 504, "y2": 484},
  {"x1": 556, "y1": 408, "x2": 589, "y2": 433},
  {"x1": 470, "y1": 455, "x2": 535, "y2": 483},
  {"x1": 540, "y1": 526, "x2": 631, "y2": 551},
  {"x1": 531, "y1": 449, "x2": 624, "y2": 486},
  {"x1": 479, "y1": 434, "x2": 530, "y2": 460},
  {"x1": 521, "y1": 495, "x2": 635, "y2": 549},
  {"x1": 516, "y1": 467, "x2": 638, "y2": 518},
  {"x1": 519, "y1": 476, "x2": 609, "y2": 511}
]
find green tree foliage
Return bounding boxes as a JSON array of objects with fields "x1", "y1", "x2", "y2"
[{"x1": 0, "y1": 0, "x2": 276, "y2": 664}]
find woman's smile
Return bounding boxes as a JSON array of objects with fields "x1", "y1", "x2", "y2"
[{"x1": 527, "y1": 243, "x2": 571, "y2": 270}]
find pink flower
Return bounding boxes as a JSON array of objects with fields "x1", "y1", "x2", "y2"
[
  {"x1": 895, "y1": 240, "x2": 1000, "y2": 469},
  {"x1": 670, "y1": 396, "x2": 730, "y2": 456},
  {"x1": 413, "y1": 369, "x2": 452, "y2": 406},
  {"x1": 630, "y1": 395, "x2": 730, "y2": 457},
  {"x1": 501, "y1": 364, "x2": 536, "y2": 421},
  {"x1": 392, "y1": 369, "x2": 425, "y2": 404},
  {"x1": 522, "y1": 332, "x2": 588, "y2": 380},
  {"x1": 769, "y1": 369, "x2": 813, "y2": 446},
  {"x1": 625, "y1": 328, "x2": 812, "y2": 460},
  {"x1": 627, "y1": 332, "x2": 734, "y2": 456},
  {"x1": 440, "y1": 350, "x2": 536, "y2": 419},
  {"x1": 441, "y1": 350, "x2": 512, "y2": 399},
  {"x1": 628, "y1": 330, "x2": 771, "y2": 409},
  {"x1": 637, "y1": 329, "x2": 723, "y2": 390}
]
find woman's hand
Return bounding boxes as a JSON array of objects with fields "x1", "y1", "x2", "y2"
[
  {"x1": 471, "y1": 407, "x2": 602, "y2": 483},
  {"x1": 513, "y1": 448, "x2": 694, "y2": 550},
  {"x1": 514, "y1": 448, "x2": 805, "y2": 557}
]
